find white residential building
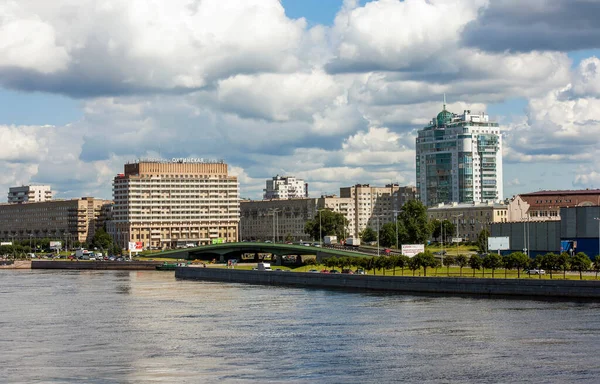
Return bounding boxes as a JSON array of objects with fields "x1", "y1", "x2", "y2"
[
  {"x1": 8, "y1": 185, "x2": 53, "y2": 204},
  {"x1": 416, "y1": 102, "x2": 503, "y2": 207},
  {"x1": 109, "y1": 160, "x2": 239, "y2": 250},
  {"x1": 264, "y1": 175, "x2": 308, "y2": 200}
]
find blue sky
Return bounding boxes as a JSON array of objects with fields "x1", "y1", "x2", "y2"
[{"x1": 1, "y1": 0, "x2": 600, "y2": 202}]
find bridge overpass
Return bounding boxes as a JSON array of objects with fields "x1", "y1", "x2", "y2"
[{"x1": 154, "y1": 242, "x2": 373, "y2": 263}]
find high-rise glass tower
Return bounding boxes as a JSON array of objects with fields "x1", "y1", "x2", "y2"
[{"x1": 416, "y1": 101, "x2": 503, "y2": 206}]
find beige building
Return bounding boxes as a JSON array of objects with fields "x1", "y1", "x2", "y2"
[
  {"x1": 8, "y1": 185, "x2": 53, "y2": 204},
  {"x1": 340, "y1": 184, "x2": 417, "y2": 236},
  {"x1": 427, "y1": 202, "x2": 508, "y2": 242},
  {"x1": 240, "y1": 198, "x2": 317, "y2": 242},
  {"x1": 109, "y1": 160, "x2": 239, "y2": 250},
  {"x1": 0, "y1": 197, "x2": 112, "y2": 245}
]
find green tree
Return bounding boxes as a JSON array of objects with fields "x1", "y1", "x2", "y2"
[
  {"x1": 469, "y1": 254, "x2": 482, "y2": 277},
  {"x1": 482, "y1": 253, "x2": 503, "y2": 278},
  {"x1": 540, "y1": 253, "x2": 558, "y2": 279},
  {"x1": 532, "y1": 254, "x2": 545, "y2": 279},
  {"x1": 91, "y1": 228, "x2": 114, "y2": 254},
  {"x1": 455, "y1": 254, "x2": 468, "y2": 277},
  {"x1": 379, "y1": 223, "x2": 397, "y2": 248},
  {"x1": 570, "y1": 252, "x2": 592, "y2": 280},
  {"x1": 594, "y1": 256, "x2": 600, "y2": 280},
  {"x1": 430, "y1": 219, "x2": 455, "y2": 244},
  {"x1": 557, "y1": 252, "x2": 570, "y2": 279},
  {"x1": 388, "y1": 255, "x2": 399, "y2": 275},
  {"x1": 285, "y1": 233, "x2": 294, "y2": 243},
  {"x1": 304, "y1": 210, "x2": 349, "y2": 241},
  {"x1": 443, "y1": 255, "x2": 455, "y2": 276},
  {"x1": 408, "y1": 256, "x2": 420, "y2": 276},
  {"x1": 477, "y1": 229, "x2": 490, "y2": 254},
  {"x1": 360, "y1": 227, "x2": 377, "y2": 243},
  {"x1": 398, "y1": 200, "x2": 432, "y2": 244},
  {"x1": 398, "y1": 255, "x2": 410, "y2": 276},
  {"x1": 509, "y1": 252, "x2": 529, "y2": 278},
  {"x1": 412, "y1": 251, "x2": 438, "y2": 277}
]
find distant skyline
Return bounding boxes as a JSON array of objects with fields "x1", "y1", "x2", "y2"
[{"x1": 1, "y1": 0, "x2": 600, "y2": 201}]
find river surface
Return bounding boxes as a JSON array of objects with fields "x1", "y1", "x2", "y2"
[{"x1": 1, "y1": 270, "x2": 599, "y2": 383}]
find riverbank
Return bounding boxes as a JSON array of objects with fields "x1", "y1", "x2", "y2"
[
  {"x1": 0, "y1": 260, "x2": 32, "y2": 269},
  {"x1": 31, "y1": 260, "x2": 163, "y2": 270},
  {"x1": 175, "y1": 267, "x2": 600, "y2": 299}
]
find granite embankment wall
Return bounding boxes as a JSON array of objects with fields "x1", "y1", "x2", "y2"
[
  {"x1": 32, "y1": 261, "x2": 162, "y2": 270},
  {"x1": 175, "y1": 268, "x2": 600, "y2": 299}
]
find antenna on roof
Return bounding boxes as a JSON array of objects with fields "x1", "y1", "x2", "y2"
[{"x1": 443, "y1": 93, "x2": 447, "y2": 110}]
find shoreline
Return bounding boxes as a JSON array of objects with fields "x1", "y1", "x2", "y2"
[{"x1": 175, "y1": 267, "x2": 600, "y2": 300}]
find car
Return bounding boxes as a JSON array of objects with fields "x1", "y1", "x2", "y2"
[
  {"x1": 341, "y1": 269, "x2": 354, "y2": 274},
  {"x1": 313, "y1": 243, "x2": 321, "y2": 247},
  {"x1": 526, "y1": 269, "x2": 546, "y2": 275},
  {"x1": 265, "y1": 240, "x2": 272, "y2": 243},
  {"x1": 308, "y1": 269, "x2": 319, "y2": 273},
  {"x1": 303, "y1": 243, "x2": 311, "y2": 247},
  {"x1": 355, "y1": 269, "x2": 366, "y2": 275},
  {"x1": 320, "y1": 269, "x2": 330, "y2": 274},
  {"x1": 329, "y1": 270, "x2": 340, "y2": 274}
]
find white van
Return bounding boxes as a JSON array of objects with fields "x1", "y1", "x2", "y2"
[{"x1": 257, "y1": 262, "x2": 272, "y2": 271}]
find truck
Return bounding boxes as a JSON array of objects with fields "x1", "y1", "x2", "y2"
[
  {"x1": 75, "y1": 249, "x2": 90, "y2": 258},
  {"x1": 323, "y1": 236, "x2": 337, "y2": 245},
  {"x1": 257, "y1": 262, "x2": 272, "y2": 271},
  {"x1": 345, "y1": 238, "x2": 361, "y2": 247}
]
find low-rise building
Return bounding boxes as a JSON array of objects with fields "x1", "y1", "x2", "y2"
[
  {"x1": 0, "y1": 197, "x2": 112, "y2": 245},
  {"x1": 427, "y1": 201, "x2": 508, "y2": 242},
  {"x1": 507, "y1": 189, "x2": 600, "y2": 222}
]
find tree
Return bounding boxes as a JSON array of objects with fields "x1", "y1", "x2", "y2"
[
  {"x1": 509, "y1": 252, "x2": 529, "y2": 278},
  {"x1": 285, "y1": 233, "x2": 294, "y2": 243},
  {"x1": 379, "y1": 223, "x2": 397, "y2": 248},
  {"x1": 412, "y1": 251, "x2": 438, "y2": 277},
  {"x1": 388, "y1": 255, "x2": 399, "y2": 275},
  {"x1": 469, "y1": 254, "x2": 482, "y2": 277},
  {"x1": 91, "y1": 228, "x2": 114, "y2": 253},
  {"x1": 443, "y1": 255, "x2": 455, "y2": 276},
  {"x1": 430, "y1": 219, "x2": 455, "y2": 244},
  {"x1": 570, "y1": 252, "x2": 592, "y2": 280},
  {"x1": 398, "y1": 255, "x2": 410, "y2": 276},
  {"x1": 408, "y1": 256, "x2": 420, "y2": 276},
  {"x1": 360, "y1": 227, "x2": 377, "y2": 243},
  {"x1": 532, "y1": 254, "x2": 545, "y2": 279},
  {"x1": 304, "y1": 210, "x2": 349, "y2": 242},
  {"x1": 594, "y1": 257, "x2": 600, "y2": 280},
  {"x1": 398, "y1": 200, "x2": 432, "y2": 244},
  {"x1": 477, "y1": 229, "x2": 490, "y2": 254},
  {"x1": 455, "y1": 254, "x2": 468, "y2": 277},
  {"x1": 557, "y1": 252, "x2": 570, "y2": 279},
  {"x1": 482, "y1": 253, "x2": 503, "y2": 278},
  {"x1": 540, "y1": 253, "x2": 558, "y2": 279}
]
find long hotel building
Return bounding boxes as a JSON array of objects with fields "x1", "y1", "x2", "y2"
[{"x1": 109, "y1": 160, "x2": 239, "y2": 250}]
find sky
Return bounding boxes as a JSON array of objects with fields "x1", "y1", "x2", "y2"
[{"x1": 1, "y1": 0, "x2": 600, "y2": 201}]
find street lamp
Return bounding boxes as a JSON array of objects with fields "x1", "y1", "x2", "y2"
[
  {"x1": 317, "y1": 209, "x2": 326, "y2": 247},
  {"x1": 392, "y1": 210, "x2": 402, "y2": 250},
  {"x1": 375, "y1": 213, "x2": 385, "y2": 257},
  {"x1": 594, "y1": 217, "x2": 600, "y2": 260},
  {"x1": 268, "y1": 208, "x2": 280, "y2": 243},
  {"x1": 452, "y1": 214, "x2": 463, "y2": 259}
]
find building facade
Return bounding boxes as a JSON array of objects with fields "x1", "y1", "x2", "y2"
[
  {"x1": 8, "y1": 185, "x2": 53, "y2": 204},
  {"x1": 427, "y1": 202, "x2": 508, "y2": 242},
  {"x1": 263, "y1": 175, "x2": 308, "y2": 200},
  {"x1": 340, "y1": 184, "x2": 417, "y2": 237},
  {"x1": 507, "y1": 189, "x2": 600, "y2": 222},
  {"x1": 0, "y1": 197, "x2": 112, "y2": 245},
  {"x1": 109, "y1": 160, "x2": 239, "y2": 250},
  {"x1": 416, "y1": 103, "x2": 503, "y2": 206}
]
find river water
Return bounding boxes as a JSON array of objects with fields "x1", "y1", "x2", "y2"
[{"x1": 1, "y1": 270, "x2": 599, "y2": 383}]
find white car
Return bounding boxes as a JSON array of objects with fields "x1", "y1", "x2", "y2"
[{"x1": 527, "y1": 269, "x2": 545, "y2": 275}]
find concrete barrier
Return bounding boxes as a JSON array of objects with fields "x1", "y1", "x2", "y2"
[
  {"x1": 175, "y1": 267, "x2": 600, "y2": 299},
  {"x1": 32, "y1": 260, "x2": 162, "y2": 270}
]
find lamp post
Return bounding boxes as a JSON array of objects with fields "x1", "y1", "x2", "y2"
[
  {"x1": 9, "y1": 234, "x2": 16, "y2": 260},
  {"x1": 375, "y1": 214, "x2": 385, "y2": 257},
  {"x1": 392, "y1": 210, "x2": 402, "y2": 250},
  {"x1": 317, "y1": 209, "x2": 326, "y2": 247},
  {"x1": 453, "y1": 214, "x2": 463, "y2": 259},
  {"x1": 594, "y1": 217, "x2": 600, "y2": 260},
  {"x1": 268, "y1": 208, "x2": 280, "y2": 243}
]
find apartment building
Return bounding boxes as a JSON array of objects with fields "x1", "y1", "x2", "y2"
[
  {"x1": 0, "y1": 197, "x2": 112, "y2": 244},
  {"x1": 340, "y1": 184, "x2": 416, "y2": 236},
  {"x1": 109, "y1": 160, "x2": 239, "y2": 250},
  {"x1": 263, "y1": 175, "x2": 308, "y2": 200},
  {"x1": 507, "y1": 189, "x2": 600, "y2": 222},
  {"x1": 416, "y1": 102, "x2": 503, "y2": 206},
  {"x1": 8, "y1": 185, "x2": 53, "y2": 204},
  {"x1": 427, "y1": 202, "x2": 508, "y2": 242}
]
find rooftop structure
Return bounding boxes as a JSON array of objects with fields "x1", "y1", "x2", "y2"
[{"x1": 8, "y1": 185, "x2": 53, "y2": 204}]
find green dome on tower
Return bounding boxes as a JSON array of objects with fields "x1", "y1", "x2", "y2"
[{"x1": 436, "y1": 109, "x2": 453, "y2": 126}]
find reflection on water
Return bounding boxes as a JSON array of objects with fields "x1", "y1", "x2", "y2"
[{"x1": 1, "y1": 270, "x2": 599, "y2": 383}]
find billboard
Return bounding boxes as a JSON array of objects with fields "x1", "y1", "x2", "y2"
[
  {"x1": 211, "y1": 238, "x2": 224, "y2": 245},
  {"x1": 451, "y1": 237, "x2": 463, "y2": 243},
  {"x1": 401, "y1": 244, "x2": 425, "y2": 257},
  {"x1": 0, "y1": 242, "x2": 12, "y2": 246},
  {"x1": 488, "y1": 236, "x2": 510, "y2": 251},
  {"x1": 50, "y1": 241, "x2": 62, "y2": 250},
  {"x1": 128, "y1": 242, "x2": 144, "y2": 252}
]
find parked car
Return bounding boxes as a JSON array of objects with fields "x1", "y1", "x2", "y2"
[
  {"x1": 308, "y1": 269, "x2": 319, "y2": 273},
  {"x1": 341, "y1": 269, "x2": 354, "y2": 274},
  {"x1": 329, "y1": 270, "x2": 340, "y2": 274},
  {"x1": 320, "y1": 269, "x2": 330, "y2": 274},
  {"x1": 355, "y1": 269, "x2": 366, "y2": 275},
  {"x1": 526, "y1": 269, "x2": 546, "y2": 275}
]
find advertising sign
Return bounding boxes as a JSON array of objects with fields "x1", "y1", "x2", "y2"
[
  {"x1": 128, "y1": 242, "x2": 144, "y2": 252},
  {"x1": 211, "y1": 238, "x2": 224, "y2": 245},
  {"x1": 451, "y1": 237, "x2": 463, "y2": 243},
  {"x1": 50, "y1": 241, "x2": 62, "y2": 250},
  {"x1": 1, "y1": 241, "x2": 12, "y2": 246},
  {"x1": 488, "y1": 236, "x2": 510, "y2": 251},
  {"x1": 401, "y1": 244, "x2": 425, "y2": 257}
]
